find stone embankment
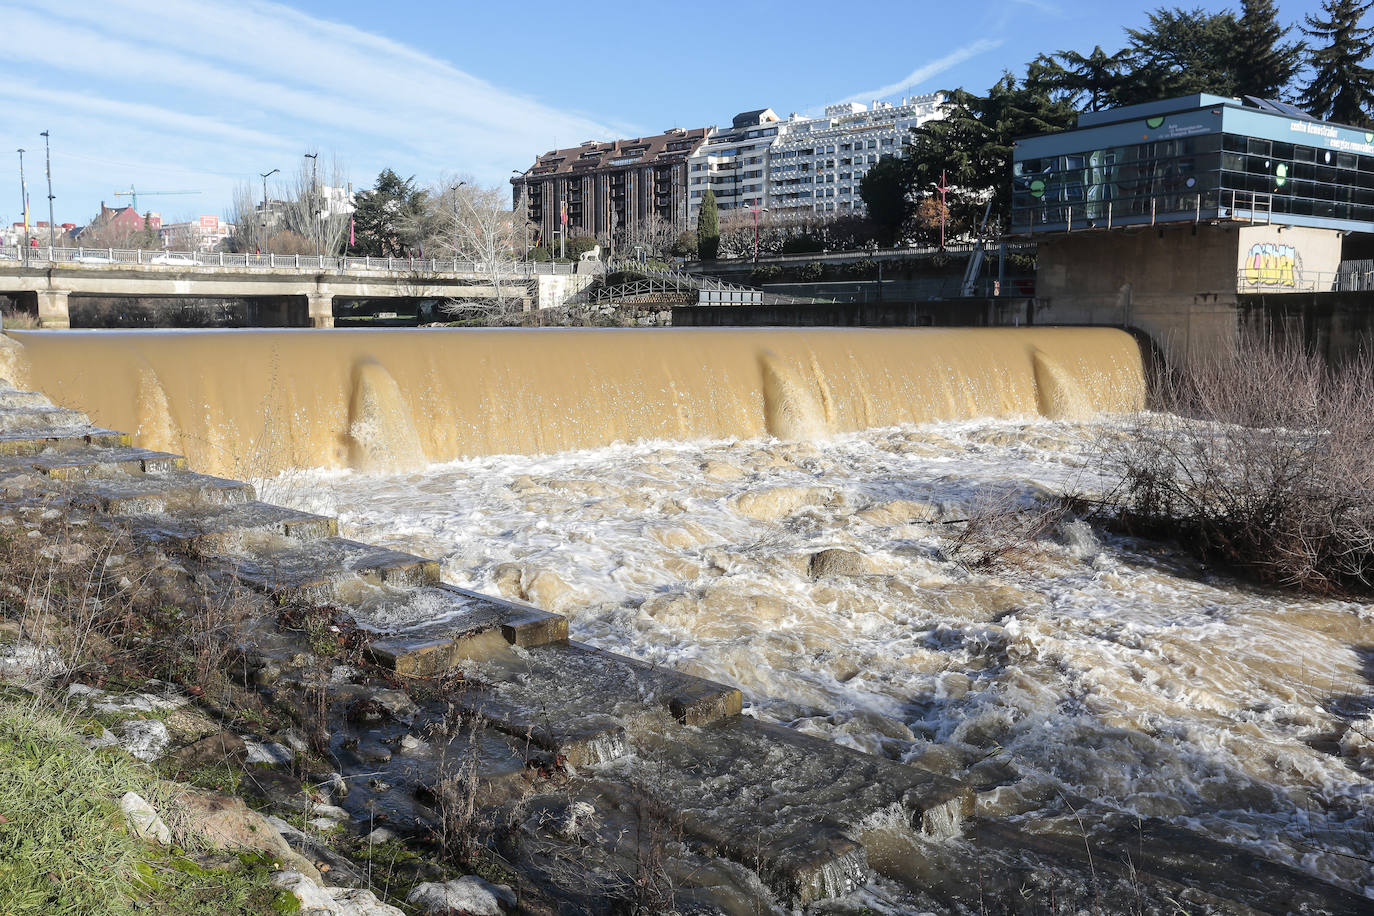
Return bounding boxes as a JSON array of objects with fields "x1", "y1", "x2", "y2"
[{"x1": 0, "y1": 378, "x2": 972, "y2": 912}]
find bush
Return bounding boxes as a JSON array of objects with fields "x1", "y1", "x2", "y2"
[
  {"x1": 1099, "y1": 334, "x2": 1374, "y2": 594},
  {"x1": 842, "y1": 258, "x2": 878, "y2": 280},
  {"x1": 564, "y1": 235, "x2": 599, "y2": 259},
  {"x1": 794, "y1": 261, "x2": 825, "y2": 282},
  {"x1": 780, "y1": 235, "x2": 823, "y2": 255},
  {"x1": 748, "y1": 264, "x2": 782, "y2": 285}
]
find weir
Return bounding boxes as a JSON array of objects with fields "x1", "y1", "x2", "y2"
[{"x1": 0, "y1": 327, "x2": 1145, "y2": 476}]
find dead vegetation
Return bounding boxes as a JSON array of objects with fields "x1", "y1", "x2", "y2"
[{"x1": 1096, "y1": 333, "x2": 1374, "y2": 595}]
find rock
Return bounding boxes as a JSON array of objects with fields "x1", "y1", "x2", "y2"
[
  {"x1": 272, "y1": 870, "x2": 404, "y2": 915},
  {"x1": 172, "y1": 731, "x2": 247, "y2": 769},
  {"x1": 280, "y1": 728, "x2": 309, "y2": 754},
  {"x1": 399, "y1": 734, "x2": 428, "y2": 753},
  {"x1": 312, "y1": 771, "x2": 348, "y2": 802},
  {"x1": 808, "y1": 548, "x2": 867, "y2": 578},
  {"x1": 173, "y1": 787, "x2": 317, "y2": 877},
  {"x1": 244, "y1": 740, "x2": 295, "y2": 765},
  {"x1": 370, "y1": 689, "x2": 418, "y2": 725},
  {"x1": 365, "y1": 827, "x2": 397, "y2": 845},
  {"x1": 550, "y1": 800, "x2": 597, "y2": 842},
  {"x1": 407, "y1": 875, "x2": 516, "y2": 915},
  {"x1": 0, "y1": 642, "x2": 66, "y2": 683},
  {"x1": 119, "y1": 719, "x2": 170, "y2": 762},
  {"x1": 251, "y1": 661, "x2": 282, "y2": 687},
  {"x1": 730, "y1": 486, "x2": 832, "y2": 521},
  {"x1": 308, "y1": 803, "x2": 350, "y2": 823},
  {"x1": 121, "y1": 792, "x2": 171, "y2": 845}
]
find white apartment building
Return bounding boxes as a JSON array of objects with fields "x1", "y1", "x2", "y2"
[
  {"x1": 684, "y1": 94, "x2": 945, "y2": 221},
  {"x1": 159, "y1": 215, "x2": 234, "y2": 251},
  {"x1": 686, "y1": 108, "x2": 781, "y2": 219},
  {"x1": 769, "y1": 94, "x2": 945, "y2": 216}
]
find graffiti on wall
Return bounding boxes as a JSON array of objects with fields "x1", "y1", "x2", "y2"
[{"x1": 1244, "y1": 242, "x2": 1299, "y2": 287}]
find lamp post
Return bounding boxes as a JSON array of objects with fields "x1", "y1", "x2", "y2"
[
  {"x1": 746, "y1": 200, "x2": 768, "y2": 262},
  {"x1": 40, "y1": 131, "x2": 54, "y2": 251},
  {"x1": 304, "y1": 152, "x2": 319, "y2": 252},
  {"x1": 16, "y1": 149, "x2": 27, "y2": 262},
  {"x1": 511, "y1": 169, "x2": 530, "y2": 260},
  {"x1": 450, "y1": 181, "x2": 466, "y2": 259},
  {"x1": 259, "y1": 168, "x2": 279, "y2": 255}
]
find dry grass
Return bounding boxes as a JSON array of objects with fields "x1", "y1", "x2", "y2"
[{"x1": 1100, "y1": 333, "x2": 1374, "y2": 594}]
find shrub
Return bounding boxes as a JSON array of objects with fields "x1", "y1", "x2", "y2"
[
  {"x1": 780, "y1": 235, "x2": 823, "y2": 255},
  {"x1": 794, "y1": 261, "x2": 825, "y2": 282},
  {"x1": 748, "y1": 264, "x2": 782, "y2": 285},
  {"x1": 696, "y1": 190, "x2": 720, "y2": 261},
  {"x1": 1098, "y1": 334, "x2": 1374, "y2": 594}
]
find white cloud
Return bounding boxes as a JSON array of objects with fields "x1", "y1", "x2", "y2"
[
  {"x1": 833, "y1": 38, "x2": 1005, "y2": 106},
  {"x1": 0, "y1": 0, "x2": 632, "y2": 220}
]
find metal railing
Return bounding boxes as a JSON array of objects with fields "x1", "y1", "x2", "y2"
[
  {"x1": 1236, "y1": 267, "x2": 1374, "y2": 294},
  {"x1": 0, "y1": 245, "x2": 577, "y2": 276},
  {"x1": 1014, "y1": 189, "x2": 1275, "y2": 235}
]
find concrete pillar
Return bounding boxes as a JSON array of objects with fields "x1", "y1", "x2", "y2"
[
  {"x1": 307, "y1": 292, "x2": 334, "y2": 329},
  {"x1": 35, "y1": 290, "x2": 70, "y2": 329}
]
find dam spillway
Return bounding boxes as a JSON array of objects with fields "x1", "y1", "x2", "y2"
[{"x1": 0, "y1": 327, "x2": 1145, "y2": 476}]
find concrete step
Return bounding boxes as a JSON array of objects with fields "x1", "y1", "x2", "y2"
[
  {"x1": 9, "y1": 446, "x2": 187, "y2": 479},
  {"x1": 365, "y1": 586, "x2": 569, "y2": 676},
  {"x1": 212, "y1": 536, "x2": 440, "y2": 595},
  {"x1": 610, "y1": 717, "x2": 973, "y2": 907},
  {"x1": 71, "y1": 471, "x2": 255, "y2": 514},
  {"x1": 114, "y1": 500, "x2": 338, "y2": 550},
  {"x1": 0, "y1": 405, "x2": 90, "y2": 432},
  {"x1": 449, "y1": 641, "x2": 742, "y2": 767},
  {"x1": 0, "y1": 388, "x2": 57, "y2": 410},
  {"x1": 0, "y1": 427, "x2": 129, "y2": 456}
]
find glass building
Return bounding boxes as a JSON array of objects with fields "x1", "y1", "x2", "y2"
[{"x1": 1011, "y1": 94, "x2": 1374, "y2": 235}]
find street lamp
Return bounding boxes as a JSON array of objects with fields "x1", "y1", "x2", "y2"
[
  {"x1": 511, "y1": 169, "x2": 530, "y2": 260},
  {"x1": 450, "y1": 181, "x2": 466, "y2": 259},
  {"x1": 304, "y1": 153, "x2": 319, "y2": 251},
  {"x1": 259, "y1": 168, "x2": 279, "y2": 255},
  {"x1": 40, "y1": 131, "x2": 54, "y2": 251},
  {"x1": 746, "y1": 200, "x2": 768, "y2": 262},
  {"x1": 16, "y1": 149, "x2": 27, "y2": 261}
]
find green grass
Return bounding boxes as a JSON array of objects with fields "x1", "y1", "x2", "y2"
[{"x1": 0, "y1": 695, "x2": 285, "y2": 915}]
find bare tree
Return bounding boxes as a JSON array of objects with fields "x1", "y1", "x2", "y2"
[
  {"x1": 223, "y1": 182, "x2": 260, "y2": 253},
  {"x1": 420, "y1": 179, "x2": 526, "y2": 320},
  {"x1": 279, "y1": 153, "x2": 352, "y2": 256}
]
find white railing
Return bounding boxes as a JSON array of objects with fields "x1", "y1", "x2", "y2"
[{"x1": 0, "y1": 245, "x2": 576, "y2": 277}]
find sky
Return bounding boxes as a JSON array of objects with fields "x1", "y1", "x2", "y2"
[{"x1": 0, "y1": 0, "x2": 1336, "y2": 229}]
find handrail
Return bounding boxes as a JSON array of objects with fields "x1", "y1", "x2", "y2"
[{"x1": 0, "y1": 245, "x2": 576, "y2": 277}]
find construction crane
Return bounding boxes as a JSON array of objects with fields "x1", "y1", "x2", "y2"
[{"x1": 112, "y1": 186, "x2": 201, "y2": 211}]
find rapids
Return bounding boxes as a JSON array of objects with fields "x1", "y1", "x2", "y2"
[{"x1": 260, "y1": 418, "x2": 1374, "y2": 907}]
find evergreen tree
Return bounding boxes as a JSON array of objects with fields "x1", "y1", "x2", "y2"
[
  {"x1": 860, "y1": 155, "x2": 915, "y2": 246},
  {"x1": 1120, "y1": 7, "x2": 1243, "y2": 103},
  {"x1": 351, "y1": 169, "x2": 429, "y2": 257},
  {"x1": 696, "y1": 189, "x2": 720, "y2": 261},
  {"x1": 1234, "y1": 0, "x2": 1304, "y2": 99},
  {"x1": 1299, "y1": 0, "x2": 1374, "y2": 125},
  {"x1": 1030, "y1": 45, "x2": 1132, "y2": 111}
]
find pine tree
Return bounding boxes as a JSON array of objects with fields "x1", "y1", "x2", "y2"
[
  {"x1": 1121, "y1": 7, "x2": 1243, "y2": 103},
  {"x1": 696, "y1": 189, "x2": 719, "y2": 261},
  {"x1": 1299, "y1": 0, "x2": 1374, "y2": 125},
  {"x1": 1234, "y1": 0, "x2": 1305, "y2": 98}
]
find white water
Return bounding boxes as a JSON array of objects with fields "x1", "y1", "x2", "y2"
[{"x1": 260, "y1": 418, "x2": 1374, "y2": 901}]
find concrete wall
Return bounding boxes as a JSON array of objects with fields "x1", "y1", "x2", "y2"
[
  {"x1": 674, "y1": 298, "x2": 1031, "y2": 328},
  {"x1": 1237, "y1": 291, "x2": 1374, "y2": 364},
  {"x1": 1033, "y1": 222, "x2": 1346, "y2": 364}
]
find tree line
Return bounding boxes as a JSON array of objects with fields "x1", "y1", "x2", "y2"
[{"x1": 859, "y1": 0, "x2": 1374, "y2": 245}]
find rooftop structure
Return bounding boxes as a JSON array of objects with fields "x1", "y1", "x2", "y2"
[{"x1": 1012, "y1": 93, "x2": 1374, "y2": 236}]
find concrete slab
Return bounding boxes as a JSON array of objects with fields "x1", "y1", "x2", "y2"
[
  {"x1": 7, "y1": 446, "x2": 187, "y2": 479},
  {"x1": 213, "y1": 537, "x2": 440, "y2": 594},
  {"x1": 449, "y1": 642, "x2": 742, "y2": 767},
  {"x1": 0, "y1": 427, "x2": 129, "y2": 456},
  {"x1": 114, "y1": 501, "x2": 337, "y2": 549},
  {"x1": 0, "y1": 405, "x2": 90, "y2": 431},
  {"x1": 366, "y1": 586, "x2": 568, "y2": 676},
  {"x1": 611, "y1": 717, "x2": 973, "y2": 906},
  {"x1": 70, "y1": 472, "x2": 255, "y2": 514}
]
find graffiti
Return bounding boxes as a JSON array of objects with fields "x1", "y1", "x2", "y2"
[{"x1": 1244, "y1": 242, "x2": 1299, "y2": 287}]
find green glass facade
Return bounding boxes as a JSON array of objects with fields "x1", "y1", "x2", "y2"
[{"x1": 1011, "y1": 95, "x2": 1374, "y2": 235}]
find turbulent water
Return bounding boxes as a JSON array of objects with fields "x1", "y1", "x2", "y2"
[{"x1": 260, "y1": 417, "x2": 1374, "y2": 906}]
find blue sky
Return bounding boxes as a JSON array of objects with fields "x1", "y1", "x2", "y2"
[{"x1": 0, "y1": 0, "x2": 1335, "y2": 229}]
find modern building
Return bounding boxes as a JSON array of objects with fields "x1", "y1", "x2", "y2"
[
  {"x1": 767, "y1": 95, "x2": 944, "y2": 216},
  {"x1": 513, "y1": 95, "x2": 948, "y2": 240},
  {"x1": 159, "y1": 215, "x2": 235, "y2": 252},
  {"x1": 1016, "y1": 94, "x2": 1374, "y2": 366},
  {"x1": 1011, "y1": 93, "x2": 1374, "y2": 235},
  {"x1": 685, "y1": 108, "x2": 781, "y2": 217},
  {"x1": 514, "y1": 128, "x2": 710, "y2": 246}
]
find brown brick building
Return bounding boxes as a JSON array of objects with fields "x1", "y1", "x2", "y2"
[{"x1": 512, "y1": 127, "x2": 709, "y2": 249}]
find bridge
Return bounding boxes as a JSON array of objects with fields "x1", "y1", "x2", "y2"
[{"x1": 0, "y1": 245, "x2": 588, "y2": 328}]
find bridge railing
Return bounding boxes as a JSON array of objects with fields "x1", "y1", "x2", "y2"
[{"x1": 0, "y1": 245, "x2": 576, "y2": 277}]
